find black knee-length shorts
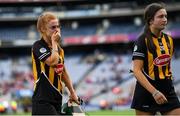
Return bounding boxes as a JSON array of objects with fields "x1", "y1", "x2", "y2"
[
  {"x1": 32, "y1": 100, "x2": 62, "y2": 115},
  {"x1": 131, "y1": 78, "x2": 180, "y2": 113}
]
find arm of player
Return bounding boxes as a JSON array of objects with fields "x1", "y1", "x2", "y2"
[
  {"x1": 45, "y1": 31, "x2": 60, "y2": 66},
  {"x1": 133, "y1": 59, "x2": 168, "y2": 104},
  {"x1": 62, "y1": 66, "x2": 80, "y2": 104},
  {"x1": 133, "y1": 60, "x2": 156, "y2": 93}
]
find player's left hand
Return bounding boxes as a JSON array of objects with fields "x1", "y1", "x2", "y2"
[
  {"x1": 153, "y1": 90, "x2": 168, "y2": 105},
  {"x1": 69, "y1": 93, "x2": 80, "y2": 105}
]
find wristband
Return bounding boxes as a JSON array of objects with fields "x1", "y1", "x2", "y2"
[
  {"x1": 152, "y1": 90, "x2": 159, "y2": 97},
  {"x1": 52, "y1": 49, "x2": 58, "y2": 53}
]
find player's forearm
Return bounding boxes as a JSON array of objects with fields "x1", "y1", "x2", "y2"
[
  {"x1": 50, "y1": 53, "x2": 59, "y2": 65},
  {"x1": 62, "y1": 68, "x2": 75, "y2": 94},
  {"x1": 133, "y1": 69, "x2": 156, "y2": 94},
  {"x1": 46, "y1": 42, "x2": 59, "y2": 66},
  {"x1": 51, "y1": 41, "x2": 59, "y2": 61}
]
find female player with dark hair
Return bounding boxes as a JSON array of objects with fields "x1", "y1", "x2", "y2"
[{"x1": 131, "y1": 3, "x2": 180, "y2": 115}]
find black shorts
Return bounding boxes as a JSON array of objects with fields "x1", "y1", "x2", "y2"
[
  {"x1": 131, "y1": 78, "x2": 180, "y2": 113},
  {"x1": 32, "y1": 100, "x2": 62, "y2": 115}
]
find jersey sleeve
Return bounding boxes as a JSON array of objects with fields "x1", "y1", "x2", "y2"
[
  {"x1": 32, "y1": 42, "x2": 51, "y2": 62},
  {"x1": 132, "y1": 35, "x2": 146, "y2": 60}
]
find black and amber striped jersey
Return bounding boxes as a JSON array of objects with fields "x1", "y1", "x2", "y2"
[
  {"x1": 31, "y1": 39, "x2": 64, "y2": 102},
  {"x1": 132, "y1": 32, "x2": 174, "y2": 80}
]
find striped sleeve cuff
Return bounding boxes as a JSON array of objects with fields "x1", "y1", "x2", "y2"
[
  {"x1": 38, "y1": 52, "x2": 51, "y2": 61},
  {"x1": 132, "y1": 52, "x2": 145, "y2": 57}
]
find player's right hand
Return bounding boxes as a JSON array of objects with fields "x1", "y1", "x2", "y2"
[{"x1": 51, "y1": 31, "x2": 61, "y2": 43}]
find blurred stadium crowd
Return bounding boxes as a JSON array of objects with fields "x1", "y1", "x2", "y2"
[{"x1": 0, "y1": 0, "x2": 180, "y2": 114}]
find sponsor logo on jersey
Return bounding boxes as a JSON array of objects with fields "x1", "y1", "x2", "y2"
[
  {"x1": 54, "y1": 63, "x2": 64, "y2": 74},
  {"x1": 153, "y1": 54, "x2": 171, "y2": 66}
]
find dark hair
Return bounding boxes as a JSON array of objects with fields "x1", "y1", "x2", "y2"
[
  {"x1": 144, "y1": 3, "x2": 165, "y2": 25},
  {"x1": 143, "y1": 3, "x2": 166, "y2": 53}
]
